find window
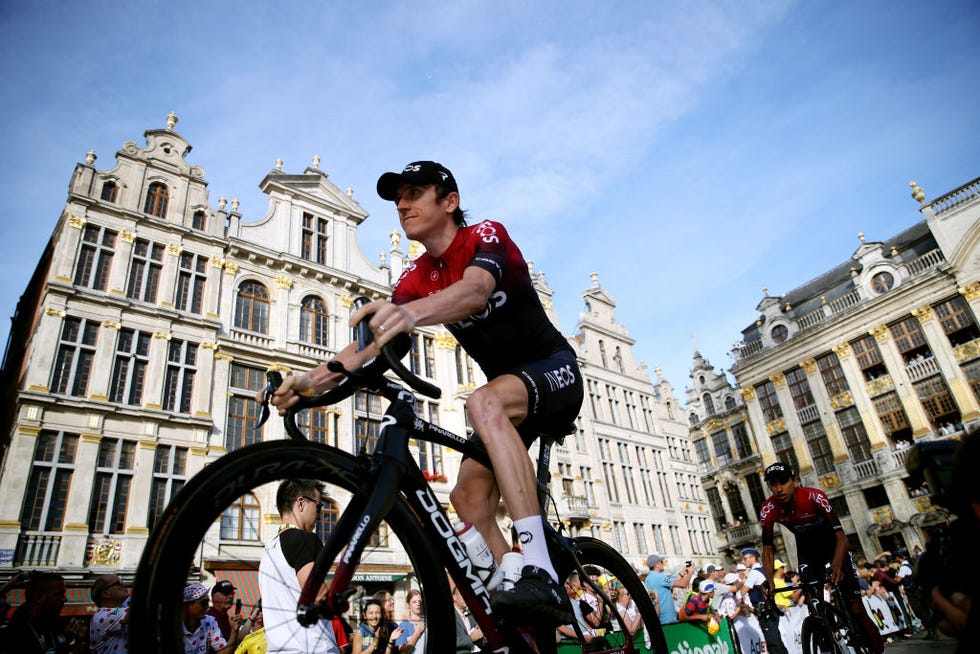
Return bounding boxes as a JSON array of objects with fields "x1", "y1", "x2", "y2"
[
  {"x1": 614, "y1": 347, "x2": 625, "y2": 374},
  {"x1": 913, "y1": 376, "x2": 958, "y2": 424},
  {"x1": 192, "y1": 210, "x2": 206, "y2": 231},
  {"x1": 711, "y1": 430, "x2": 732, "y2": 465},
  {"x1": 587, "y1": 380, "x2": 603, "y2": 421},
  {"x1": 580, "y1": 466, "x2": 597, "y2": 507},
  {"x1": 370, "y1": 522, "x2": 389, "y2": 548},
  {"x1": 963, "y1": 359, "x2": 980, "y2": 402},
  {"x1": 803, "y1": 421, "x2": 834, "y2": 475},
  {"x1": 147, "y1": 445, "x2": 188, "y2": 530},
  {"x1": 694, "y1": 438, "x2": 710, "y2": 465},
  {"x1": 862, "y1": 485, "x2": 889, "y2": 510},
  {"x1": 109, "y1": 328, "x2": 151, "y2": 405},
  {"x1": 771, "y1": 324, "x2": 788, "y2": 344},
  {"x1": 300, "y1": 296, "x2": 330, "y2": 347},
  {"x1": 100, "y1": 180, "x2": 118, "y2": 203},
  {"x1": 301, "y1": 212, "x2": 328, "y2": 264},
  {"x1": 770, "y1": 432, "x2": 799, "y2": 471},
  {"x1": 297, "y1": 407, "x2": 332, "y2": 445},
  {"x1": 126, "y1": 239, "x2": 165, "y2": 303},
  {"x1": 724, "y1": 481, "x2": 748, "y2": 522},
  {"x1": 175, "y1": 252, "x2": 208, "y2": 314},
  {"x1": 745, "y1": 473, "x2": 768, "y2": 517},
  {"x1": 424, "y1": 335, "x2": 435, "y2": 378},
  {"x1": 851, "y1": 335, "x2": 887, "y2": 381},
  {"x1": 756, "y1": 380, "x2": 783, "y2": 422},
  {"x1": 317, "y1": 499, "x2": 340, "y2": 538},
  {"x1": 890, "y1": 316, "x2": 929, "y2": 361},
  {"x1": 226, "y1": 364, "x2": 266, "y2": 450},
  {"x1": 143, "y1": 182, "x2": 169, "y2": 218},
  {"x1": 51, "y1": 317, "x2": 99, "y2": 397},
  {"x1": 221, "y1": 493, "x2": 260, "y2": 541},
  {"x1": 633, "y1": 523, "x2": 647, "y2": 554},
  {"x1": 606, "y1": 385, "x2": 620, "y2": 425},
  {"x1": 786, "y1": 367, "x2": 815, "y2": 411},
  {"x1": 74, "y1": 224, "x2": 117, "y2": 290},
  {"x1": 732, "y1": 422, "x2": 753, "y2": 458},
  {"x1": 725, "y1": 395, "x2": 737, "y2": 410},
  {"x1": 817, "y1": 352, "x2": 850, "y2": 397},
  {"x1": 706, "y1": 487, "x2": 726, "y2": 531},
  {"x1": 836, "y1": 407, "x2": 873, "y2": 463},
  {"x1": 702, "y1": 393, "x2": 715, "y2": 416},
  {"x1": 354, "y1": 391, "x2": 383, "y2": 454},
  {"x1": 872, "y1": 392, "x2": 911, "y2": 437},
  {"x1": 598, "y1": 340, "x2": 608, "y2": 367},
  {"x1": 454, "y1": 345, "x2": 475, "y2": 387},
  {"x1": 934, "y1": 295, "x2": 980, "y2": 346},
  {"x1": 829, "y1": 495, "x2": 851, "y2": 518},
  {"x1": 162, "y1": 338, "x2": 197, "y2": 413},
  {"x1": 21, "y1": 431, "x2": 78, "y2": 531},
  {"x1": 871, "y1": 272, "x2": 894, "y2": 294},
  {"x1": 88, "y1": 438, "x2": 136, "y2": 534},
  {"x1": 235, "y1": 281, "x2": 270, "y2": 333},
  {"x1": 652, "y1": 524, "x2": 665, "y2": 554}
]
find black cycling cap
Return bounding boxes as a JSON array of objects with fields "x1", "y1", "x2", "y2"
[
  {"x1": 764, "y1": 462, "x2": 797, "y2": 482},
  {"x1": 377, "y1": 161, "x2": 458, "y2": 201}
]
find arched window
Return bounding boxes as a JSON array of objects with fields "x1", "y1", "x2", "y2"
[
  {"x1": 300, "y1": 296, "x2": 330, "y2": 346},
  {"x1": 100, "y1": 180, "x2": 118, "y2": 203},
  {"x1": 143, "y1": 182, "x2": 169, "y2": 218},
  {"x1": 725, "y1": 395, "x2": 737, "y2": 410},
  {"x1": 317, "y1": 499, "x2": 339, "y2": 538},
  {"x1": 689, "y1": 412, "x2": 699, "y2": 426},
  {"x1": 703, "y1": 393, "x2": 716, "y2": 416},
  {"x1": 234, "y1": 281, "x2": 270, "y2": 333},
  {"x1": 192, "y1": 210, "x2": 206, "y2": 231},
  {"x1": 220, "y1": 493, "x2": 260, "y2": 540}
]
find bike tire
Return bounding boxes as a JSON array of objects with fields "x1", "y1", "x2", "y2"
[
  {"x1": 554, "y1": 536, "x2": 666, "y2": 653},
  {"x1": 802, "y1": 615, "x2": 847, "y2": 654},
  {"x1": 129, "y1": 440, "x2": 454, "y2": 653}
]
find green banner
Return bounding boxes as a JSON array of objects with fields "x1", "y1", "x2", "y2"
[{"x1": 556, "y1": 619, "x2": 736, "y2": 654}]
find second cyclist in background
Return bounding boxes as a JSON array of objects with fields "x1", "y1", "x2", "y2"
[{"x1": 266, "y1": 160, "x2": 584, "y2": 625}]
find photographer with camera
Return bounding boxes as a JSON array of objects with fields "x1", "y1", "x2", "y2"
[
  {"x1": 644, "y1": 554, "x2": 694, "y2": 626},
  {"x1": 909, "y1": 428, "x2": 980, "y2": 653}
]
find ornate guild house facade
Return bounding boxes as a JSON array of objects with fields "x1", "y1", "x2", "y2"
[{"x1": 0, "y1": 116, "x2": 711, "y2": 612}]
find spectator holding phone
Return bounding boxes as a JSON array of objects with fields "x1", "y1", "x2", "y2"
[{"x1": 644, "y1": 554, "x2": 694, "y2": 625}]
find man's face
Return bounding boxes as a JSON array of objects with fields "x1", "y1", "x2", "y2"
[
  {"x1": 186, "y1": 596, "x2": 209, "y2": 620},
  {"x1": 564, "y1": 575, "x2": 581, "y2": 598},
  {"x1": 393, "y1": 183, "x2": 457, "y2": 242},
  {"x1": 104, "y1": 575, "x2": 129, "y2": 605},
  {"x1": 39, "y1": 579, "x2": 67, "y2": 617},
  {"x1": 451, "y1": 584, "x2": 467, "y2": 610},
  {"x1": 767, "y1": 476, "x2": 798, "y2": 504},
  {"x1": 742, "y1": 553, "x2": 757, "y2": 568},
  {"x1": 212, "y1": 590, "x2": 233, "y2": 611},
  {"x1": 295, "y1": 491, "x2": 323, "y2": 531}
]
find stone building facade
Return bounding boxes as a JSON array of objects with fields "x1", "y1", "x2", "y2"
[
  {"x1": 0, "y1": 116, "x2": 711, "y2": 612},
  {"x1": 689, "y1": 176, "x2": 980, "y2": 564}
]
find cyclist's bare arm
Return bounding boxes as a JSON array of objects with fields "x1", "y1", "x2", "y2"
[
  {"x1": 830, "y1": 530, "x2": 848, "y2": 584},
  {"x1": 762, "y1": 545, "x2": 775, "y2": 594},
  {"x1": 355, "y1": 267, "x2": 495, "y2": 348}
]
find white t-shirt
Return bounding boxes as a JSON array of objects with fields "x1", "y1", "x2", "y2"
[
  {"x1": 259, "y1": 529, "x2": 340, "y2": 653},
  {"x1": 741, "y1": 565, "x2": 767, "y2": 607}
]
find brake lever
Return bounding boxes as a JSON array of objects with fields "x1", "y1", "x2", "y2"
[{"x1": 255, "y1": 371, "x2": 284, "y2": 429}]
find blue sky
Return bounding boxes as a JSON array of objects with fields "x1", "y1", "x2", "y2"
[{"x1": 1, "y1": 1, "x2": 978, "y2": 399}]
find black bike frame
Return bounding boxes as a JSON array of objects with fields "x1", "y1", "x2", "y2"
[{"x1": 293, "y1": 374, "x2": 567, "y2": 653}]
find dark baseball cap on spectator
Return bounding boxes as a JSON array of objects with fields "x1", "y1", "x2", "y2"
[
  {"x1": 212, "y1": 580, "x2": 235, "y2": 596},
  {"x1": 646, "y1": 554, "x2": 664, "y2": 567},
  {"x1": 740, "y1": 547, "x2": 760, "y2": 558},
  {"x1": 377, "y1": 161, "x2": 459, "y2": 201},
  {"x1": 706, "y1": 564, "x2": 720, "y2": 574}
]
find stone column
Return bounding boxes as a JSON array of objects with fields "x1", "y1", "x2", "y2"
[
  {"x1": 157, "y1": 243, "x2": 181, "y2": 309},
  {"x1": 106, "y1": 230, "x2": 135, "y2": 300},
  {"x1": 59, "y1": 433, "x2": 103, "y2": 568},
  {"x1": 143, "y1": 332, "x2": 172, "y2": 411},
  {"x1": 87, "y1": 320, "x2": 122, "y2": 402},
  {"x1": 23, "y1": 309, "x2": 68, "y2": 391},
  {"x1": 193, "y1": 342, "x2": 217, "y2": 421},
  {"x1": 120, "y1": 439, "x2": 157, "y2": 568},
  {"x1": 51, "y1": 215, "x2": 86, "y2": 283},
  {"x1": 204, "y1": 255, "x2": 225, "y2": 320}
]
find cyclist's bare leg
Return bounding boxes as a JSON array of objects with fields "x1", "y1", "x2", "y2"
[{"x1": 451, "y1": 459, "x2": 509, "y2": 559}]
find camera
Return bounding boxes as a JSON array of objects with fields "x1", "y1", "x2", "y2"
[
  {"x1": 685, "y1": 560, "x2": 693, "y2": 568},
  {"x1": 906, "y1": 434, "x2": 979, "y2": 599}
]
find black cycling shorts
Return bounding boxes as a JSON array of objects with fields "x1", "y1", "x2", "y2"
[{"x1": 465, "y1": 349, "x2": 584, "y2": 454}]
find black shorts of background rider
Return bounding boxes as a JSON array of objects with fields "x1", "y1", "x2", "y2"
[{"x1": 465, "y1": 349, "x2": 583, "y2": 453}]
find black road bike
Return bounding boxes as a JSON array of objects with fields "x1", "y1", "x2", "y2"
[
  {"x1": 774, "y1": 563, "x2": 874, "y2": 654},
  {"x1": 131, "y1": 299, "x2": 665, "y2": 653}
]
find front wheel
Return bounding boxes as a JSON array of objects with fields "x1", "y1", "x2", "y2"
[
  {"x1": 130, "y1": 440, "x2": 454, "y2": 653},
  {"x1": 552, "y1": 536, "x2": 666, "y2": 653}
]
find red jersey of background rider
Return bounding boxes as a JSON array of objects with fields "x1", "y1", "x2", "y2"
[
  {"x1": 391, "y1": 220, "x2": 570, "y2": 379},
  {"x1": 759, "y1": 485, "x2": 843, "y2": 549}
]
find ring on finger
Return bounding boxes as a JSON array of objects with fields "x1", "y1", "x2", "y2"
[{"x1": 379, "y1": 325, "x2": 387, "y2": 332}]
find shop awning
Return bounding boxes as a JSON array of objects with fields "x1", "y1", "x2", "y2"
[{"x1": 213, "y1": 568, "x2": 261, "y2": 613}]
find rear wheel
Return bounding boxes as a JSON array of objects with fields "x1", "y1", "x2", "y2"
[
  {"x1": 553, "y1": 536, "x2": 666, "y2": 653},
  {"x1": 130, "y1": 440, "x2": 454, "y2": 653}
]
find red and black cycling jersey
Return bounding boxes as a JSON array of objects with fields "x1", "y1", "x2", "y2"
[
  {"x1": 391, "y1": 220, "x2": 571, "y2": 379},
  {"x1": 759, "y1": 486, "x2": 843, "y2": 547}
]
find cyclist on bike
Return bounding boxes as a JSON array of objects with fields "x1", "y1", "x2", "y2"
[
  {"x1": 266, "y1": 161, "x2": 583, "y2": 625},
  {"x1": 759, "y1": 462, "x2": 884, "y2": 654}
]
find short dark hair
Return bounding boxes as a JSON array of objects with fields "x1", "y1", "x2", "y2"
[
  {"x1": 276, "y1": 479, "x2": 327, "y2": 514},
  {"x1": 26, "y1": 571, "x2": 64, "y2": 601},
  {"x1": 90, "y1": 575, "x2": 114, "y2": 607},
  {"x1": 434, "y1": 184, "x2": 467, "y2": 227}
]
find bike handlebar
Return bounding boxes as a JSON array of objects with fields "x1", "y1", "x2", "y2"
[{"x1": 260, "y1": 295, "x2": 441, "y2": 437}]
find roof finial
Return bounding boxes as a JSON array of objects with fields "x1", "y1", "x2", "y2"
[
  {"x1": 275, "y1": 158, "x2": 283, "y2": 171},
  {"x1": 590, "y1": 271, "x2": 599, "y2": 286},
  {"x1": 231, "y1": 198, "x2": 240, "y2": 212},
  {"x1": 346, "y1": 186, "x2": 354, "y2": 198},
  {"x1": 858, "y1": 232, "x2": 865, "y2": 243},
  {"x1": 166, "y1": 111, "x2": 178, "y2": 129},
  {"x1": 909, "y1": 180, "x2": 925, "y2": 203},
  {"x1": 312, "y1": 154, "x2": 320, "y2": 169},
  {"x1": 85, "y1": 150, "x2": 97, "y2": 165},
  {"x1": 762, "y1": 285, "x2": 769, "y2": 297}
]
